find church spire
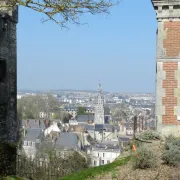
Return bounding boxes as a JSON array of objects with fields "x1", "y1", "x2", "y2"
[
  {"x1": 98, "y1": 81, "x2": 102, "y2": 94},
  {"x1": 94, "y1": 81, "x2": 105, "y2": 124}
]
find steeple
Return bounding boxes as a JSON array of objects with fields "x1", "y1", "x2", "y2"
[
  {"x1": 98, "y1": 81, "x2": 102, "y2": 94},
  {"x1": 94, "y1": 82, "x2": 105, "y2": 124}
]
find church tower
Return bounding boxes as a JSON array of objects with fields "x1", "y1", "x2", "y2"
[
  {"x1": 94, "y1": 82, "x2": 105, "y2": 124},
  {"x1": 152, "y1": 0, "x2": 180, "y2": 136}
]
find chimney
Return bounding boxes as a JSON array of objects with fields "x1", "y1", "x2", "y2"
[
  {"x1": 46, "y1": 120, "x2": 49, "y2": 126},
  {"x1": 26, "y1": 120, "x2": 29, "y2": 127},
  {"x1": 23, "y1": 126, "x2": 26, "y2": 137},
  {"x1": 122, "y1": 122, "x2": 124, "y2": 132}
]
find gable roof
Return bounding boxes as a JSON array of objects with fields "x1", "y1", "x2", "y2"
[
  {"x1": 23, "y1": 128, "x2": 43, "y2": 141},
  {"x1": 55, "y1": 132, "x2": 79, "y2": 150}
]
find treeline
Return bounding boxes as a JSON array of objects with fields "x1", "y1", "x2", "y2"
[
  {"x1": 17, "y1": 94, "x2": 71, "y2": 122},
  {"x1": 17, "y1": 151, "x2": 89, "y2": 180}
]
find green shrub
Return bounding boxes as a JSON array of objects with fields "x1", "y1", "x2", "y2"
[
  {"x1": 130, "y1": 139, "x2": 142, "y2": 149},
  {"x1": 138, "y1": 130, "x2": 161, "y2": 141},
  {"x1": 162, "y1": 135, "x2": 180, "y2": 167},
  {"x1": 132, "y1": 146, "x2": 157, "y2": 169},
  {"x1": 162, "y1": 146, "x2": 180, "y2": 167},
  {"x1": 164, "y1": 135, "x2": 180, "y2": 150}
]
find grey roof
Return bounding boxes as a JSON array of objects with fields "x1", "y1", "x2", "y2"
[
  {"x1": 95, "y1": 124, "x2": 120, "y2": 132},
  {"x1": 23, "y1": 129, "x2": 43, "y2": 141},
  {"x1": 77, "y1": 123, "x2": 88, "y2": 129},
  {"x1": 119, "y1": 136, "x2": 131, "y2": 142},
  {"x1": 22, "y1": 119, "x2": 47, "y2": 129},
  {"x1": 55, "y1": 132, "x2": 79, "y2": 150},
  {"x1": 92, "y1": 141, "x2": 121, "y2": 152},
  {"x1": 77, "y1": 115, "x2": 94, "y2": 123},
  {"x1": 86, "y1": 125, "x2": 95, "y2": 131}
]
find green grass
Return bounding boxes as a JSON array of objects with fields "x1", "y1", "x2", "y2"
[
  {"x1": 59, "y1": 156, "x2": 130, "y2": 180},
  {"x1": 3, "y1": 176, "x2": 24, "y2": 180}
]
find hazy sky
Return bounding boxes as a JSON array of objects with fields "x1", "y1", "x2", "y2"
[{"x1": 17, "y1": 0, "x2": 157, "y2": 93}]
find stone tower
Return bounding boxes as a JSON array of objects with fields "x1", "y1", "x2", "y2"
[
  {"x1": 0, "y1": 1, "x2": 18, "y2": 174},
  {"x1": 94, "y1": 82, "x2": 105, "y2": 124},
  {"x1": 152, "y1": 0, "x2": 180, "y2": 136}
]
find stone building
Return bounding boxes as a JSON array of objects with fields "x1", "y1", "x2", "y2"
[
  {"x1": 152, "y1": 0, "x2": 180, "y2": 136},
  {"x1": 94, "y1": 83, "x2": 105, "y2": 124},
  {"x1": 88, "y1": 141, "x2": 121, "y2": 167}
]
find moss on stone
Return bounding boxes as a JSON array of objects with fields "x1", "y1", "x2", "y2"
[{"x1": 0, "y1": 142, "x2": 17, "y2": 176}]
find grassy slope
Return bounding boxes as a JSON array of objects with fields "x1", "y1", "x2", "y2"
[
  {"x1": 3, "y1": 177, "x2": 24, "y2": 180},
  {"x1": 59, "y1": 156, "x2": 131, "y2": 180}
]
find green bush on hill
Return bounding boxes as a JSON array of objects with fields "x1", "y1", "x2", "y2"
[
  {"x1": 138, "y1": 130, "x2": 161, "y2": 141},
  {"x1": 59, "y1": 156, "x2": 130, "y2": 180},
  {"x1": 162, "y1": 135, "x2": 180, "y2": 167},
  {"x1": 132, "y1": 146, "x2": 157, "y2": 169}
]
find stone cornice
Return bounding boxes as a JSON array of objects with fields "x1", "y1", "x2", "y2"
[
  {"x1": 151, "y1": 1, "x2": 180, "y2": 20},
  {"x1": 157, "y1": 58, "x2": 180, "y2": 62},
  {"x1": 0, "y1": 4, "x2": 18, "y2": 23},
  {"x1": 152, "y1": 0, "x2": 180, "y2": 6}
]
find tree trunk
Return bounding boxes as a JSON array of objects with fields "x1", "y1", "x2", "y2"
[{"x1": 0, "y1": 2, "x2": 19, "y2": 176}]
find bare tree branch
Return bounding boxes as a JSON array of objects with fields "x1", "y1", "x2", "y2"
[{"x1": 0, "y1": 0, "x2": 119, "y2": 27}]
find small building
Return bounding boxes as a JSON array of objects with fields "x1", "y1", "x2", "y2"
[
  {"x1": 22, "y1": 128, "x2": 43, "y2": 159},
  {"x1": 77, "y1": 114, "x2": 94, "y2": 124},
  {"x1": 88, "y1": 141, "x2": 121, "y2": 167},
  {"x1": 39, "y1": 112, "x2": 54, "y2": 119}
]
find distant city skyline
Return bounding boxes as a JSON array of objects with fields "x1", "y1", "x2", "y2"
[
  {"x1": 17, "y1": 88, "x2": 155, "y2": 94},
  {"x1": 17, "y1": 0, "x2": 156, "y2": 93}
]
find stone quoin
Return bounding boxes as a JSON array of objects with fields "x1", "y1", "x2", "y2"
[{"x1": 152, "y1": 0, "x2": 180, "y2": 136}]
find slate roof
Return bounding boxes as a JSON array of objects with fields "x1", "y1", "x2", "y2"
[
  {"x1": 55, "y1": 132, "x2": 79, "y2": 150},
  {"x1": 22, "y1": 119, "x2": 49, "y2": 129},
  {"x1": 92, "y1": 141, "x2": 121, "y2": 152},
  {"x1": 23, "y1": 128, "x2": 43, "y2": 141},
  {"x1": 77, "y1": 115, "x2": 94, "y2": 123},
  {"x1": 86, "y1": 125, "x2": 95, "y2": 131},
  {"x1": 95, "y1": 124, "x2": 120, "y2": 132},
  {"x1": 119, "y1": 136, "x2": 131, "y2": 142}
]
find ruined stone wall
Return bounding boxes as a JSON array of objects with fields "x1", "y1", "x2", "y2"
[
  {"x1": 152, "y1": 0, "x2": 180, "y2": 136},
  {"x1": 0, "y1": 4, "x2": 18, "y2": 142}
]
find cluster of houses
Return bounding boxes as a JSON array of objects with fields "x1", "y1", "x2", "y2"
[{"x1": 20, "y1": 83, "x2": 155, "y2": 167}]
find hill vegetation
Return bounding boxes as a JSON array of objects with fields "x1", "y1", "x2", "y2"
[{"x1": 4, "y1": 131, "x2": 180, "y2": 180}]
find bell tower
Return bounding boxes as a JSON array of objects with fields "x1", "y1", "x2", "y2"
[
  {"x1": 94, "y1": 82, "x2": 105, "y2": 124},
  {"x1": 152, "y1": 0, "x2": 180, "y2": 136},
  {"x1": 0, "y1": 1, "x2": 18, "y2": 175}
]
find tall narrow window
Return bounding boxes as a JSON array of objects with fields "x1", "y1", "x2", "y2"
[{"x1": 0, "y1": 60, "x2": 6, "y2": 82}]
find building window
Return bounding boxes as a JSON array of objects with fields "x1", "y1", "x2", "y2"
[
  {"x1": 0, "y1": 60, "x2": 6, "y2": 82},
  {"x1": 94, "y1": 161, "x2": 96, "y2": 166},
  {"x1": 28, "y1": 141, "x2": 31, "y2": 146},
  {"x1": 107, "y1": 160, "x2": 110, "y2": 164},
  {"x1": 98, "y1": 153, "x2": 99, "y2": 157},
  {"x1": 24, "y1": 141, "x2": 27, "y2": 146},
  {"x1": 103, "y1": 153, "x2": 105, "y2": 157},
  {"x1": 101, "y1": 160, "x2": 104, "y2": 165}
]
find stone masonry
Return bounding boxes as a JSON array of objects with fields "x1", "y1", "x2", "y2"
[
  {"x1": 152, "y1": 0, "x2": 180, "y2": 136},
  {"x1": 0, "y1": 2, "x2": 19, "y2": 142}
]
